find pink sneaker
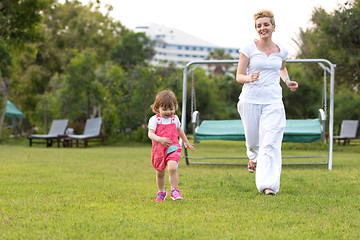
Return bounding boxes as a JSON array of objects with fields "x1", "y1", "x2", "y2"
[
  {"x1": 155, "y1": 190, "x2": 167, "y2": 202},
  {"x1": 170, "y1": 188, "x2": 183, "y2": 200}
]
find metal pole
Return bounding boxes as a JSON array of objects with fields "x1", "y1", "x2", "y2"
[
  {"x1": 180, "y1": 65, "x2": 189, "y2": 144},
  {"x1": 328, "y1": 63, "x2": 335, "y2": 170},
  {"x1": 178, "y1": 65, "x2": 189, "y2": 167},
  {"x1": 179, "y1": 59, "x2": 335, "y2": 170}
]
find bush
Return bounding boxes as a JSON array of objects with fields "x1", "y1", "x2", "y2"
[{"x1": 334, "y1": 88, "x2": 360, "y2": 135}]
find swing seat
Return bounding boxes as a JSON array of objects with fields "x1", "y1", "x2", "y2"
[{"x1": 193, "y1": 109, "x2": 326, "y2": 143}]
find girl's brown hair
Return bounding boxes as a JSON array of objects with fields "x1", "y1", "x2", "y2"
[
  {"x1": 253, "y1": 9, "x2": 275, "y2": 27},
  {"x1": 151, "y1": 90, "x2": 179, "y2": 114}
]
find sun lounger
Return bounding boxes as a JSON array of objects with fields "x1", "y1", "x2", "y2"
[
  {"x1": 67, "y1": 117, "x2": 105, "y2": 147},
  {"x1": 28, "y1": 119, "x2": 68, "y2": 147},
  {"x1": 334, "y1": 120, "x2": 359, "y2": 145}
]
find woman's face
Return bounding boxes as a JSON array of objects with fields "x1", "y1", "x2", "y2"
[{"x1": 255, "y1": 17, "x2": 275, "y2": 39}]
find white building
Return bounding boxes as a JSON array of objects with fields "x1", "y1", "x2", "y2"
[{"x1": 134, "y1": 23, "x2": 239, "y2": 68}]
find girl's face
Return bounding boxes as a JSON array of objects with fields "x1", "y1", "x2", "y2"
[
  {"x1": 159, "y1": 106, "x2": 175, "y2": 119},
  {"x1": 255, "y1": 17, "x2": 275, "y2": 39}
]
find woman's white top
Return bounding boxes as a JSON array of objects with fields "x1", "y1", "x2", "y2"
[
  {"x1": 239, "y1": 40, "x2": 288, "y2": 104},
  {"x1": 148, "y1": 115, "x2": 181, "y2": 131}
]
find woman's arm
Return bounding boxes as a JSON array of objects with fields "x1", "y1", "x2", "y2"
[
  {"x1": 236, "y1": 53, "x2": 259, "y2": 83},
  {"x1": 280, "y1": 60, "x2": 298, "y2": 92}
]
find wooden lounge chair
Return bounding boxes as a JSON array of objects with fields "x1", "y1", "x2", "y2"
[
  {"x1": 334, "y1": 120, "x2": 359, "y2": 145},
  {"x1": 67, "y1": 117, "x2": 105, "y2": 147},
  {"x1": 28, "y1": 119, "x2": 68, "y2": 147}
]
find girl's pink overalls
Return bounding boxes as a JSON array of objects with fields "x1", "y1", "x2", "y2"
[{"x1": 151, "y1": 114, "x2": 182, "y2": 170}]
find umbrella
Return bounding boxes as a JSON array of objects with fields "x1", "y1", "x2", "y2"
[{"x1": 5, "y1": 100, "x2": 24, "y2": 118}]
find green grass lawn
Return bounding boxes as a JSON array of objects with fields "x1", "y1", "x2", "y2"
[{"x1": 0, "y1": 139, "x2": 359, "y2": 239}]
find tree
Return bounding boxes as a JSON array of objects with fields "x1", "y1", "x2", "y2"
[
  {"x1": 14, "y1": 0, "x2": 127, "y2": 129},
  {"x1": 98, "y1": 63, "x2": 161, "y2": 140},
  {"x1": 110, "y1": 32, "x2": 155, "y2": 70},
  {"x1": 206, "y1": 49, "x2": 234, "y2": 76},
  {"x1": 294, "y1": 0, "x2": 360, "y2": 128},
  {"x1": 0, "y1": 0, "x2": 53, "y2": 140},
  {"x1": 296, "y1": 0, "x2": 360, "y2": 90},
  {"x1": 126, "y1": 66, "x2": 161, "y2": 141},
  {"x1": 53, "y1": 48, "x2": 105, "y2": 120},
  {"x1": 95, "y1": 62, "x2": 126, "y2": 136}
]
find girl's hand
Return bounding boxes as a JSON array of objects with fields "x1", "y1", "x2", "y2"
[
  {"x1": 184, "y1": 141, "x2": 195, "y2": 151},
  {"x1": 286, "y1": 80, "x2": 298, "y2": 92},
  {"x1": 159, "y1": 137, "x2": 172, "y2": 147}
]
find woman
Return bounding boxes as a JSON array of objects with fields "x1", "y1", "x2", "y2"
[{"x1": 236, "y1": 9, "x2": 298, "y2": 195}]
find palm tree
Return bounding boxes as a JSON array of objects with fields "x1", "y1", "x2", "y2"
[{"x1": 207, "y1": 49, "x2": 233, "y2": 76}]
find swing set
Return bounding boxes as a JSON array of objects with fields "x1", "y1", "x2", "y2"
[{"x1": 179, "y1": 59, "x2": 335, "y2": 170}]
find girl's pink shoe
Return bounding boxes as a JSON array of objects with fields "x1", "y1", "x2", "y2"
[
  {"x1": 155, "y1": 190, "x2": 167, "y2": 202},
  {"x1": 171, "y1": 188, "x2": 183, "y2": 200}
]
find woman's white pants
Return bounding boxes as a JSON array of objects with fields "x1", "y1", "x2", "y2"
[{"x1": 238, "y1": 101, "x2": 286, "y2": 193}]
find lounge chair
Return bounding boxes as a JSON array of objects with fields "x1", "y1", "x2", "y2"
[
  {"x1": 334, "y1": 120, "x2": 359, "y2": 145},
  {"x1": 28, "y1": 119, "x2": 68, "y2": 147},
  {"x1": 67, "y1": 117, "x2": 105, "y2": 147}
]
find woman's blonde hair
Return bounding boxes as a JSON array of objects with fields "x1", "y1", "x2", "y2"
[
  {"x1": 151, "y1": 89, "x2": 179, "y2": 114},
  {"x1": 254, "y1": 9, "x2": 275, "y2": 27}
]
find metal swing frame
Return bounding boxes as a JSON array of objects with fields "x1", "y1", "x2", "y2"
[{"x1": 179, "y1": 59, "x2": 336, "y2": 170}]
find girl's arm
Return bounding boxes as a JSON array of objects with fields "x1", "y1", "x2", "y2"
[
  {"x1": 177, "y1": 127, "x2": 194, "y2": 151},
  {"x1": 148, "y1": 129, "x2": 172, "y2": 147},
  {"x1": 280, "y1": 60, "x2": 298, "y2": 92}
]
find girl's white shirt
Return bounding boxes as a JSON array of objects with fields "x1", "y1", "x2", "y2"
[
  {"x1": 239, "y1": 40, "x2": 288, "y2": 104},
  {"x1": 148, "y1": 115, "x2": 181, "y2": 131}
]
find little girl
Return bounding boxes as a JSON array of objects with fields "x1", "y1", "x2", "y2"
[{"x1": 148, "y1": 90, "x2": 194, "y2": 202}]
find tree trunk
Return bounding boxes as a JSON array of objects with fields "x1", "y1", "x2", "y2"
[
  {"x1": 43, "y1": 99, "x2": 47, "y2": 134},
  {"x1": 0, "y1": 71, "x2": 9, "y2": 141},
  {"x1": 142, "y1": 91, "x2": 150, "y2": 142},
  {"x1": 91, "y1": 105, "x2": 101, "y2": 119}
]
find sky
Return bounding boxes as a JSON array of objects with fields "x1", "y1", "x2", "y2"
[{"x1": 77, "y1": 0, "x2": 344, "y2": 57}]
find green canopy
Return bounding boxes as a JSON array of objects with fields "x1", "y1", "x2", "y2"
[{"x1": 5, "y1": 100, "x2": 24, "y2": 118}]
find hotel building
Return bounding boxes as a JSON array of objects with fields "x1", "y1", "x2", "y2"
[{"x1": 134, "y1": 23, "x2": 239, "y2": 68}]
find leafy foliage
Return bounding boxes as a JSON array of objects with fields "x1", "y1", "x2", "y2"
[
  {"x1": 2, "y1": 0, "x2": 360, "y2": 141},
  {"x1": 0, "y1": 0, "x2": 53, "y2": 139},
  {"x1": 283, "y1": 64, "x2": 323, "y2": 119},
  {"x1": 296, "y1": 0, "x2": 360, "y2": 90},
  {"x1": 110, "y1": 32, "x2": 155, "y2": 70},
  {"x1": 9, "y1": 1, "x2": 156, "y2": 137},
  {"x1": 334, "y1": 88, "x2": 360, "y2": 135},
  {"x1": 295, "y1": 0, "x2": 360, "y2": 129}
]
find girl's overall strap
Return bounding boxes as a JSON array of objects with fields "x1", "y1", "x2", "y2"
[{"x1": 156, "y1": 114, "x2": 161, "y2": 124}]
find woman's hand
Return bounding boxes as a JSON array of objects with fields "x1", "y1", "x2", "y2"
[
  {"x1": 249, "y1": 71, "x2": 260, "y2": 82},
  {"x1": 286, "y1": 80, "x2": 298, "y2": 92}
]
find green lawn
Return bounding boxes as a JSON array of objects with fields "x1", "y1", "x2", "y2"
[{"x1": 0, "y1": 139, "x2": 359, "y2": 239}]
